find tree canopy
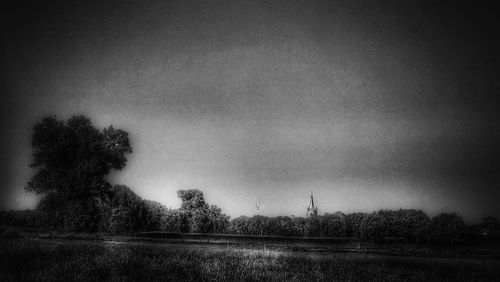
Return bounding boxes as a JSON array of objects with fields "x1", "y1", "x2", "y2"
[
  {"x1": 177, "y1": 189, "x2": 229, "y2": 233},
  {"x1": 25, "y1": 115, "x2": 132, "y2": 207},
  {"x1": 177, "y1": 189, "x2": 207, "y2": 210}
]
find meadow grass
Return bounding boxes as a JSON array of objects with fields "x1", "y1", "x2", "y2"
[{"x1": 1, "y1": 239, "x2": 500, "y2": 281}]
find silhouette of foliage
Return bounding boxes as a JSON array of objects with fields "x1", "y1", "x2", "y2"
[
  {"x1": 431, "y1": 212, "x2": 466, "y2": 244},
  {"x1": 322, "y1": 212, "x2": 347, "y2": 237},
  {"x1": 177, "y1": 189, "x2": 206, "y2": 210},
  {"x1": 2, "y1": 116, "x2": 473, "y2": 241},
  {"x1": 26, "y1": 116, "x2": 131, "y2": 198},
  {"x1": 24, "y1": 115, "x2": 132, "y2": 232},
  {"x1": 107, "y1": 185, "x2": 147, "y2": 233},
  {"x1": 360, "y1": 213, "x2": 387, "y2": 242},
  {"x1": 176, "y1": 189, "x2": 229, "y2": 233},
  {"x1": 345, "y1": 212, "x2": 367, "y2": 237}
]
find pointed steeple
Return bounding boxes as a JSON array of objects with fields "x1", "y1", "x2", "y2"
[{"x1": 307, "y1": 191, "x2": 318, "y2": 217}]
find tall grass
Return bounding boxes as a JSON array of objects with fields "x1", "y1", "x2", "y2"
[{"x1": 1, "y1": 239, "x2": 499, "y2": 281}]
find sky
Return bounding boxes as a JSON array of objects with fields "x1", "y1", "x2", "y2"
[{"x1": 1, "y1": 0, "x2": 499, "y2": 223}]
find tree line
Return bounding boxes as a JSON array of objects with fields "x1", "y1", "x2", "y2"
[
  {"x1": 0, "y1": 115, "x2": 479, "y2": 244},
  {"x1": 0, "y1": 199, "x2": 470, "y2": 244},
  {"x1": 226, "y1": 210, "x2": 468, "y2": 244},
  {"x1": 0, "y1": 187, "x2": 229, "y2": 235}
]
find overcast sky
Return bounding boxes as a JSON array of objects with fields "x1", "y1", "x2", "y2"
[{"x1": 1, "y1": 0, "x2": 499, "y2": 223}]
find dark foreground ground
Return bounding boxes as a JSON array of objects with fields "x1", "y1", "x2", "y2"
[{"x1": 1, "y1": 238, "x2": 500, "y2": 281}]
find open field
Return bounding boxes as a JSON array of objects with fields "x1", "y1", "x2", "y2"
[
  {"x1": 3, "y1": 225, "x2": 500, "y2": 259},
  {"x1": 1, "y1": 238, "x2": 500, "y2": 281}
]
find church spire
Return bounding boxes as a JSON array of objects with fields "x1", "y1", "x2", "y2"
[{"x1": 307, "y1": 191, "x2": 318, "y2": 217}]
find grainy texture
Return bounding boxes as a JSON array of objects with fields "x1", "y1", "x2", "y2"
[{"x1": 1, "y1": 239, "x2": 500, "y2": 281}]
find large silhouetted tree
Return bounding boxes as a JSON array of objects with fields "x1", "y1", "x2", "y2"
[
  {"x1": 177, "y1": 189, "x2": 229, "y2": 233},
  {"x1": 177, "y1": 189, "x2": 207, "y2": 210},
  {"x1": 25, "y1": 115, "x2": 132, "y2": 231}
]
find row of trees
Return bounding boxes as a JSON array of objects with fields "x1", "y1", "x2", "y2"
[
  {"x1": 0, "y1": 201, "x2": 468, "y2": 244},
  {"x1": 0, "y1": 187, "x2": 229, "y2": 234},
  {"x1": 0, "y1": 115, "x2": 470, "y2": 244},
  {"x1": 106, "y1": 187, "x2": 230, "y2": 234},
  {"x1": 227, "y1": 210, "x2": 466, "y2": 243},
  {"x1": 0, "y1": 116, "x2": 231, "y2": 234}
]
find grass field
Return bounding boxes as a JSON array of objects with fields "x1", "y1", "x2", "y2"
[{"x1": 1, "y1": 238, "x2": 500, "y2": 281}]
